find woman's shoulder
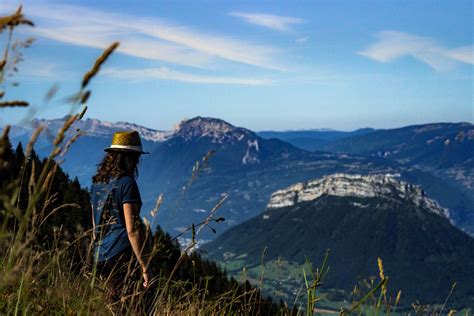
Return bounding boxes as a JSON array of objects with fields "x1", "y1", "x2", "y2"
[
  {"x1": 117, "y1": 175, "x2": 141, "y2": 203},
  {"x1": 117, "y1": 175, "x2": 138, "y2": 186}
]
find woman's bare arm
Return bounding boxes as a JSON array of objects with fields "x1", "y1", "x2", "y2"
[{"x1": 123, "y1": 202, "x2": 150, "y2": 286}]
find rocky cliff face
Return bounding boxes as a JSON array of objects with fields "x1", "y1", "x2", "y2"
[
  {"x1": 172, "y1": 116, "x2": 254, "y2": 144},
  {"x1": 267, "y1": 173, "x2": 449, "y2": 217}
]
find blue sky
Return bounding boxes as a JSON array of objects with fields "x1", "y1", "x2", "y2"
[{"x1": 0, "y1": 0, "x2": 472, "y2": 131}]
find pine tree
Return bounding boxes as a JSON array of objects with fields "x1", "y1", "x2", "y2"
[
  {"x1": 0, "y1": 133, "x2": 14, "y2": 186},
  {"x1": 0, "y1": 132, "x2": 14, "y2": 162},
  {"x1": 10, "y1": 142, "x2": 25, "y2": 187},
  {"x1": 14, "y1": 142, "x2": 25, "y2": 166}
]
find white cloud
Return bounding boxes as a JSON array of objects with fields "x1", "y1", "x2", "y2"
[
  {"x1": 1, "y1": 2, "x2": 283, "y2": 70},
  {"x1": 359, "y1": 31, "x2": 473, "y2": 71},
  {"x1": 229, "y1": 12, "x2": 304, "y2": 32},
  {"x1": 102, "y1": 67, "x2": 273, "y2": 85}
]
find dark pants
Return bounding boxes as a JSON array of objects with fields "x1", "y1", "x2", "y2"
[{"x1": 96, "y1": 247, "x2": 138, "y2": 303}]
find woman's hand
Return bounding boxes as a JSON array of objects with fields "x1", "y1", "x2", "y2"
[{"x1": 142, "y1": 270, "x2": 152, "y2": 288}]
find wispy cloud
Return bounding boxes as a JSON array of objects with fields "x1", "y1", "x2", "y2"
[
  {"x1": 33, "y1": 26, "x2": 212, "y2": 69},
  {"x1": 1, "y1": 2, "x2": 283, "y2": 70},
  {"x1": 447, "y1": 46, "x2": 474, "y2": 64},
  {"x1": 229, "y1": 12, "x2": 304, "y2": 32},
  {"x1": 102, "y1": 67, "x2": 272, "y2": 85},
  {"x1": 20, "y1": 63, "x2": 61, "y2": 79},
  {"x1": 360, "y1": 31, "x2": 473, "y2": 71},
  {"x1": 296, "y1": 36, "x2": 309, "y2": 44},
  {"x1": 9, "y1": 57, "x2": 72, "y2": 82}
]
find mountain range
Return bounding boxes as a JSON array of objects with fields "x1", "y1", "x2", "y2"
[
  {"x1": 260, "y1": 124, "x2": 473, "y2": 198},
  {"x1": 5, "y1": 117, "x2": 474, "y2": 240},
  {"x1": 257, "y1": 128, "x2": 375, "y2": 151},
  {"x1": 202, "y1": 174, "x2": 474, "y2": 308}
]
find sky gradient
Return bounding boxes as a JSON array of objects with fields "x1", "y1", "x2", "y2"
[{"x1": 0, "y1": 0, "x2": 472, "y2": 131}]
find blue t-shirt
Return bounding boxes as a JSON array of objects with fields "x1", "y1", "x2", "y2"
[{"x1": 91, "y1": 175, "x2": 142, "y2": 262}]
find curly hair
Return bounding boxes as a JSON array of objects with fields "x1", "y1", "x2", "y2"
[{"x1": 92, "y1": 151, "x2": 140, "y2": 184}]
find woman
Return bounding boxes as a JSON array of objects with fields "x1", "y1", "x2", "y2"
[{"x1": 91, "y1": 130, "x2": 151, "y2": 301}]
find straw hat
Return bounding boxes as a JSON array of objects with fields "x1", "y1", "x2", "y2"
[{"x1": 104, "y1": 131, "x2": 149, "y2": 154}]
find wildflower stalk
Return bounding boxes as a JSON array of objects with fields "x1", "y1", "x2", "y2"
[
  {"x1": 340, "y1": 277, "x2": 388, "y2": 316},
  {"x1": 303, "y1": 249, "x2": 330, "y2": 315}
]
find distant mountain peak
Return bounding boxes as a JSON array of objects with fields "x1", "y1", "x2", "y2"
[
  {"x1": 172, "y1": 116, "x2": 254, "y2": 143},
  {"x1": 31, "y1": 117, "x2": 170, "y2": 142},
  {"x1": 268, "y1": 173, "x2": 449, "y2": 218}
]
